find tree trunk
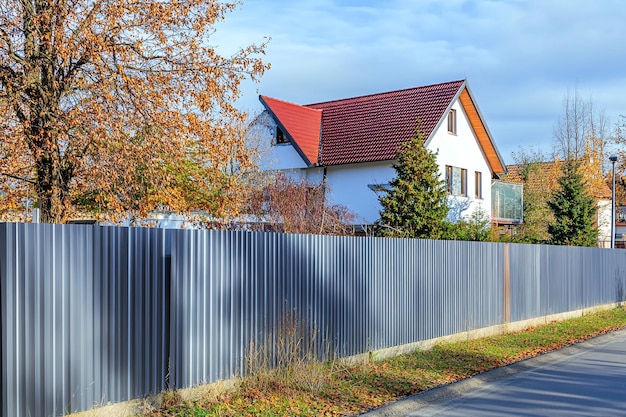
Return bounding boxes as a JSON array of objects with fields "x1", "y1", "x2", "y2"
[
  {"x1": 35, "y1": 154, "x2": 66, "y2": 223},
  {"x1": 31, "y1": 131, "x2": 73, "y2": 224}
]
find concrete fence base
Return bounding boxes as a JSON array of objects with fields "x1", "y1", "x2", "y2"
[{"x1": 69, "y1": 302, "x2": 622, "y2": 417}]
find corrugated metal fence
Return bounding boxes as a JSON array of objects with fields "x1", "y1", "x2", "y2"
[{"x1": 1, "y1": 223, "x2": 626, "y2": 417}]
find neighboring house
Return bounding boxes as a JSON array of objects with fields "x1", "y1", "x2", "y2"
[
  {"x1": 252, "y1": 79, "x2": 511, "y2": 229},
  {"x1": 610, "y1": 176, "x2": 626, "y2": 248},
  {"x1": 615, "y1": 206, "x2": 626, "y2": 248},
  {"x1": 504, "y1": 161, "x2": 612, "y2": 247}
]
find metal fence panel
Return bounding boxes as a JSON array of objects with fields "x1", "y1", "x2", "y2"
[
  {"x1": 2, "y1": 223, "x2": 626, "y2": 416},
  {"x1": 508, "y1": 244, "x2": 626, "y2": 323},
  {"x1": 0, "y1": 224, "x2": 174, "y2": 416}
]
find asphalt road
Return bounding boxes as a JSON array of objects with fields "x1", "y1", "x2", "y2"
[{"x1": 362, "y1": 329, "x2": 626, "y2": 416}]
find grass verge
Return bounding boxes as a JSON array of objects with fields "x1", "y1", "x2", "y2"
[{"x1": 147, "y1": 307, "x2": 626, "y2": 416}]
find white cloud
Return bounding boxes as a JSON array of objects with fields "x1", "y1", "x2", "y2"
[{"x1": 213, "y1": 0, "x2": 626, "y2": 163}]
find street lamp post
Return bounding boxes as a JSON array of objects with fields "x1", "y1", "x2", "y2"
[{"x1": 610, "y1": 154, "x2": 618, "y2": 249}]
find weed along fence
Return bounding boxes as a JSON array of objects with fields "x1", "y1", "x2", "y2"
[{"x1": 2, "y1": 223, "x2": 626, "y2": 416}]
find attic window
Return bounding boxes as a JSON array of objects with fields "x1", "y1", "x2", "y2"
[
  {"x1": 276, "y1": 127, "x2": 288, "y2": 144},
  {"x1": 448, "y1": 109, "x2": 457, "y2": 134}
]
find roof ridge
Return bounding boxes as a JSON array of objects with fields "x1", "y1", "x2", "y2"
[
  {"x1": 507, "y1": 160, "x2": 564, "y2": 167},
  {"x1": 305, "y1": 79, "x2": 465, "y2": 107}
]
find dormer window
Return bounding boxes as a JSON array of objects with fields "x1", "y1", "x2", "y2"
[
  {"x1": 448, "y1": 109, "x2": 457, "y2": 134},
  {"x1": 276, "y1": 127, "x2": 288, "y2": 144}
]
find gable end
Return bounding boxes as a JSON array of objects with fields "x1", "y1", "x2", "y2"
[{"x1": 259, "y1": 96, "x2": 322, "y2": 167}]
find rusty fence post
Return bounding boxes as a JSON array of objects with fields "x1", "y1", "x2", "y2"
[{"x1": 504, "y1": 242, "x2": 511, "y2": 323}]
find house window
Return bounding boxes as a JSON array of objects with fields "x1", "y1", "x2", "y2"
[
  {"x1": 447, "y1": 109, "x2": 457, "y2": 134},
  {"x1": 446, "y1": 165, "x2": 467, "y2": 196},
  {"x1": 475, "y1": 171, "x2": 483, "y2": 199},
  {"x1": 276, "y1": 127, "x2": 288, "y2": 144}
]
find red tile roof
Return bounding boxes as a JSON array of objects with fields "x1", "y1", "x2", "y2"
[
  {"x1": 259, "y1": 79, "x2": 505, "y2": 174},
  {"x1": 307, "y1": 80, "x2": 464, "y2": 165},
  {"x1": 259, "y1": 96, "x2": 322, "y2": 165}
]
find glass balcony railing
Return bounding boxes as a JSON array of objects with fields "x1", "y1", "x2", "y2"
[{"x1": 491, "y1": 180, "x2": 523, "y2": 223}]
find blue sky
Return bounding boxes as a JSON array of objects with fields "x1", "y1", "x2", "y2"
[{"x1": 212, "y1": 0, "x2": 626, "y2": 164}]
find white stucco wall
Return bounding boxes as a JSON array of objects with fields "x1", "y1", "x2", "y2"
[
  {"x1": 426, "y1": 99, "x2": 492, "y2": 220},
  {"x1": 325, "y1": 162, "x2": 396, "y2": 224},
  {"x1": 276, "y1": 167, "x2": 325, "y2": 183}
]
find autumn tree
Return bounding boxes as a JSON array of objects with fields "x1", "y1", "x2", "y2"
[
  {"x1": 548, "y1": 159, "x2": 598, "y2": 247},
  {"x1": 553, "y1": 88, "x2": 610, "y2": 194},
  {"x1": 505, "y1": 91, "x2": 610, "y2": 243},
  {"x1": 503, "y1": 148, "x2": 561, "y2": 243},
  {"x1": 376, "y1": 131, "x2": 449, "y2": 239},
  {"x1": 0, "y1": 0, "x2": 269, "y2": 223},
  {"x1": 245, "y1": 172, "x2": 354, "y2": 235}
]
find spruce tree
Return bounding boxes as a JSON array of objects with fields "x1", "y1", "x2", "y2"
[
  {"x1": 547, "y1": 159, "x2": 598, "y2": 247},
  {"x1": 377, "y1": 131, "x2": 449, "y2": 239}
]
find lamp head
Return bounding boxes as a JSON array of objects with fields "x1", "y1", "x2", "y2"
[{"x1": 610, "y1": 154, "x2": 618, "y2": 162}]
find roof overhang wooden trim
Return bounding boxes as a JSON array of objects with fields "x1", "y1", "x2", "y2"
[{"x1": 458, "y1": 85, "x2": 507, "y2": 175}]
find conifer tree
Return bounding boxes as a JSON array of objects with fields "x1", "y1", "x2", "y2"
[
  {"x1": 548, "y1": 159, "x2": 598, "y2": 246},
  {"x1": 377, "y1": 131, "x2": 449, "y2": 239}
]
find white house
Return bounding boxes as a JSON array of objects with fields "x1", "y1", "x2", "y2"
[{"x1": 253, "y1": 79, "x2": 512, "y2": 228}]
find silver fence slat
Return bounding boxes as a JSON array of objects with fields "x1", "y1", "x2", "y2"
[{"x1": 3, "y1": 223, "x2": 626, "y2": 416}]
